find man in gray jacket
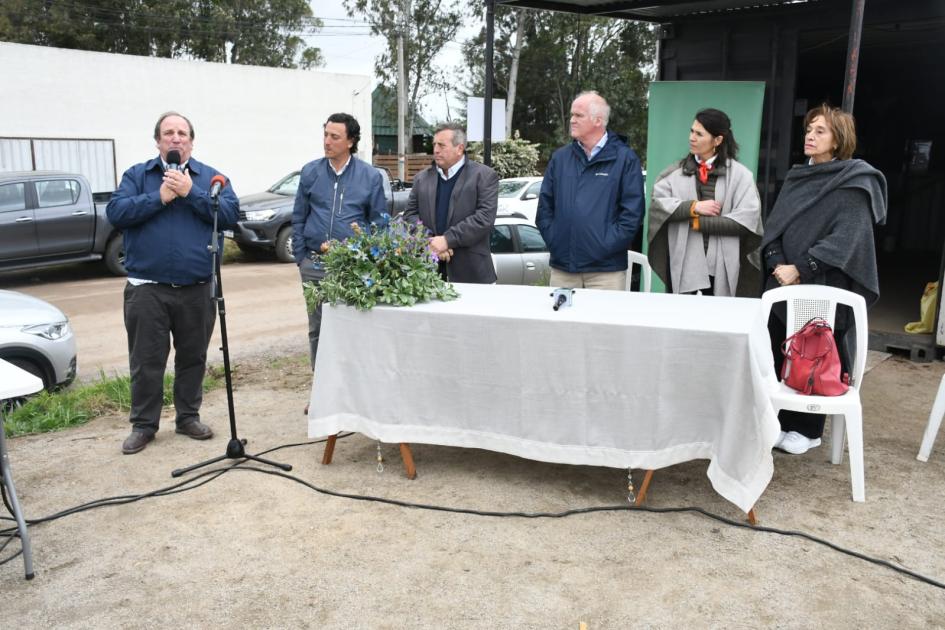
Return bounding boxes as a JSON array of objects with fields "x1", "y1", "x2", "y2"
[{"x1": 404, "y1": 122, "x2": 499, "y2": 283}]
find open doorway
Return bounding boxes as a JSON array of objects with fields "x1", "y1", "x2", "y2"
[{"x1": 794, "y1": 16, "x2": 945, "y2": 358}]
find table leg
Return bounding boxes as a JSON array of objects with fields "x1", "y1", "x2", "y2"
[
  {"x1": 321, "y1": 434, "x2": 338, "y2": 465},
  {"x1": 747, "y1": 509, "x2": 757, "y2": 526},
  {"x1": 399, "y1": 443, "x2": 417, "y2": 480},
  {"x1": 0, "y1": 423, "x2": 34, "y2": 579},
  {"x1": 635, "y1": 470, "x2": 655, "y2": 505}
]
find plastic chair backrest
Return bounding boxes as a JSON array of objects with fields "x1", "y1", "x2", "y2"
[
  {"x1": 760, "y1": 285, "x2": 869, "y2": 388},
  {"x1": 626, "y1": 251, "x2": 652, "y2": 293}
]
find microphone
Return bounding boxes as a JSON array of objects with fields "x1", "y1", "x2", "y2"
[
  {"x1": 165, "y1": 149, "x2": 181, "y2": 172},
  {"x1": 209, "y1": 174, "x2": 227, "y2": 200},
  {"x1": 550, "y1": 287, "x2": 575, "y2": 311}
]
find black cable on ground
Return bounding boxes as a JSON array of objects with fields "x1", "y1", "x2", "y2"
[{"x1": 2, "y1": 433, "x2": 943, "y2": 591}]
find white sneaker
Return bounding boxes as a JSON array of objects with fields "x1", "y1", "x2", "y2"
[
  {"x1": 778, "y1": 431, "x2": 822, "y2": 455},
  {"x1": 774, "y1": 431, "x2": 787, "y2": 450}
]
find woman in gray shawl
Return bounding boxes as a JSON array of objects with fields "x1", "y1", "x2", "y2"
[
  {"x1": 648, "y1": 108, "x2": 762, "y2": 296},
  {"x1": 762, "y1": 104, "x2": 887, "y2": 455}
]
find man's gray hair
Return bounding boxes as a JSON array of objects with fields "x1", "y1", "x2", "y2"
[
  {"x1": 434, "y1": 121, "x2": 467, "y2": 147},
  {"x1": 153, "y1": 111, "x2": 195, "y2": 141},
  {"x1": 576, "y1": 90, "x2": 611, "y2": 127}
]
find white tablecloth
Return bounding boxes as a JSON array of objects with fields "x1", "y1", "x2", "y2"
[{"x1": 308, "y1": 283, "x2": 780, "y2": 512}]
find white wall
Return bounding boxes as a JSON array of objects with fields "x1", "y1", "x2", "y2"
[{"x1": 0, "y1": 42, "x2": 373, "y2": 195}]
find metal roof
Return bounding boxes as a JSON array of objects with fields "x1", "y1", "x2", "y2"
[{"x1": 495, "y1": 0, "x2": 817, "y2": 21}]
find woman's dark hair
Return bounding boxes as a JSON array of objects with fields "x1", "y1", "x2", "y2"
[
  {"x1": 324, "y1": 112, "x2": 361, "y2": 154},
  {"x1": 695, "y1": 108, "x2": 739, "y2": 162}
]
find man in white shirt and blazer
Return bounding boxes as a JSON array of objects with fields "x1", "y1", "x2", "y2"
[{"x1": 404, "y1": 122, "x2": 499, "y2": 283}]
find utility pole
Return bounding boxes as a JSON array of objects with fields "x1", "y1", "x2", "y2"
[
  {"x1": 484, "y1": 0, "x2": 495, "y2": 166},
  {"x1": 396, "y1": 0, "x2": 408, "y2": 182}
]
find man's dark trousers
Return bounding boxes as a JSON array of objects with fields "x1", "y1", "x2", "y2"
[
  {"x1": 299, "y1": 261, "x2": 326, "y2": 369},
  {"x1": 124, "y1": 282, "x2": 216, "y2": 436}
]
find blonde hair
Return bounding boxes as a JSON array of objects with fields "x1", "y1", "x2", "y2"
[{"x1": 804, "y1": 104, "x2": 856, "y2": 160}]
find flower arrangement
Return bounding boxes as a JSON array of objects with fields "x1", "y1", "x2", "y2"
[{"x1": 303, "y1": 214, "x2": 459, "y2": 311}]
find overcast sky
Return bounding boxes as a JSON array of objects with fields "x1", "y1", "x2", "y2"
[{"x1": 311, "y1": 0, "x2": 479, "y2": 122}]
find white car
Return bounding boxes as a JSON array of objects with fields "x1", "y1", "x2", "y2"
[
  {"x1": 496, "y1": 177, "x2": 542, "y2": 225},
  {"x1": 491, "y1": 212, "x2": 550, "y2": 285},
  {"x1": 0, "y1": 290, "x2": 77, "y2": 390}
]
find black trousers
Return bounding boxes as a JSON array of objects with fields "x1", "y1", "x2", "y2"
[
  {"x1": 299, "y1": 262, "x2": 326, "y2": 370},
  {"x1": 124, "y1": 282, "x2": 216, "y2": 435}
]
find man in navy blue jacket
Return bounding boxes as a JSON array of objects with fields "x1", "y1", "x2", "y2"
[
  {"x1": 536, "y1": 91, "x2": 645, "y2": 290},
  {"x1": 107, "y1": 111, "x2": 239, "y2": 454},
  {"x1": 292, "y1": 113, "x2": 386, "y2": 372}
]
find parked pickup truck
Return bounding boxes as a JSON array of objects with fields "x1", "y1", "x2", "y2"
[
  {"x1": 0, "y1": 171, "x2": 125, "y2": 276},
  {"x1": 227, "y1": 167, "x2": 411, "y2": 263}
]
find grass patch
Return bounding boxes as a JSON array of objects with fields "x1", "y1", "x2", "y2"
[{"x1": 3, "y1": 368, "x2": 226, "y2": 438}]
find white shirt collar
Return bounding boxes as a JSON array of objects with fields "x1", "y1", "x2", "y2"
[
  {"x1": 437, "y1": 155, "x2": 466, "y2": 180},
  {"x1": 330, "y1": 155, "x2": 352, "y2": 176},
  {"x1": 694, "y1": 154, "x2": 718, "y2": 167}
]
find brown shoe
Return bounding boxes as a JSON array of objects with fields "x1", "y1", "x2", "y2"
[
  {"x1": 175, "y1": 420, "x2": 213, "y2": 440},
  {"x1": 122, "y1": 431, "x2": 154, "y2": 454},
  {"x1": 303, "y1": 403, "x2": 309, "y2": 416}
]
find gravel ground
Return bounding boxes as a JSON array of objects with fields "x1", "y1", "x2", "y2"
[{"x1": 2, "y1": 351, "x2": 945, "y2": 629}]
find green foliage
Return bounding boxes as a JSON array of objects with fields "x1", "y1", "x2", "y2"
[
  {"x1": 344, "y1": 0, "x2": 462, "y2": 136},
  {"x1": 0, "y1": 0, "x2": 323, "y2": 69},
  {"x1": 467, "y1": 133, "x2": 541, "y2": 179},
  {"x1": 3, "y1": 369, "x2": 223, "y2": 437},
  {"x1": 461, "y1": 10, "x2": 656, "y2": 161},
  {"x1": 304, "y1": 214, "x2": 458, "y2": 311}
]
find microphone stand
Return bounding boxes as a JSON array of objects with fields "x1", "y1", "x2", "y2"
[{"x1": 172, "y1": 189, "x2": 292, "y2": 478}]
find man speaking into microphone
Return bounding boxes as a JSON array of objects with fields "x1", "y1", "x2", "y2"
[{"x1": 106, "y1": 111, "x2": 239, "y2": 455}]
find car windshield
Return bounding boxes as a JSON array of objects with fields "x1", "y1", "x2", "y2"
[
  {"x1": 497, "y1": 180, "x2": 528, "y2": 198},
  {"x1": 270, "y1": 173, "x2": 300, "y2": 196}
]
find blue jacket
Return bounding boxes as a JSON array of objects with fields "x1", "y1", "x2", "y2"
[
  {"x1": 106, "y1": 156, "x2": 239, "y2": 285},
  {"x1": 536, "y1": 132, "x2": 645, "y2": 273},
  {"x1": 291, "y1": 156, "x2": 387, "y2": 264}
]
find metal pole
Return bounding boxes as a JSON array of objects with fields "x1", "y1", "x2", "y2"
[
  {"x1": 484, "y1": 0, "x2": 495, "y2": 166},
  {"x1": 397, "y1": 3, "x2": 407, "y2": 181},
  {"x1": 841, "y1": 0, "x2": 866, "y2": 113}
]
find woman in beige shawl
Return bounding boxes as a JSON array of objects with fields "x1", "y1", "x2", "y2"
[{"x1": 648, "y1": 108, "x2": 762, "y2": 296}]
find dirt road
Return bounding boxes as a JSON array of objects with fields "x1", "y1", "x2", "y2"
[{"x1": 2, "y1": 260, "x2": 309, "y2": 380}]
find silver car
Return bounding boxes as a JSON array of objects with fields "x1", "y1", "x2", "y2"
[
  {"x1": 491, "y1": 212, "x2": 550, "y2": 285},
  {"x1": 0, "y1": 290, "x2": 77, "y2": 390}
]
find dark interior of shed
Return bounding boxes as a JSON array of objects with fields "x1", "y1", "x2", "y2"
[{"x1": 794, "y1": 16, "x2": 945, "y2": 353}]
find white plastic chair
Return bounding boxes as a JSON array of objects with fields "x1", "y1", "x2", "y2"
[
  {"x1": 760, "y1": 285, "x2": 869, "y2": 502},
  {"x1": 626, "y1": 251, "x2": 652, "y2": 292},
  {"x1": 917, "y1": 374, "x2": 945, "y2": 462}
]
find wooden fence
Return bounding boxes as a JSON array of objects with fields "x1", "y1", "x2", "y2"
[{"x1": 373, "y1": 154, "x2": 432, "y2": 183}]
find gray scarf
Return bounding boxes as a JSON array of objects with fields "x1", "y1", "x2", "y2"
[{"x1": 762, "y1": 159, "x2": 887, "y2": 304}]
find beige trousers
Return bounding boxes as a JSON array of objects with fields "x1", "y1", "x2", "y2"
[{"x1": 549, "y1": 269, "x2": 627, "y2": 291}]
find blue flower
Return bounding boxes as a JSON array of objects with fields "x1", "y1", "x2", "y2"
[
  {"x1": 362, "y1": 275, "x2": 375, "y2": 288},
  {"x1": 375, "y1": 212, "x2": 391, "y2": 229},
  {"x1": 370, "y1": 246, "x2": 381, "y2": 258}
]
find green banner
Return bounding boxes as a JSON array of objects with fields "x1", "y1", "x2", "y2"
[{"x1": 643, "y1": 81, "x2": 766, "y2": 292}]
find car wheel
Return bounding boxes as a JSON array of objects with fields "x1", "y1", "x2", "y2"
[
  {"x1": 104, "y1": 234, "x2": 127, "y2": 276},
  {"x1": 275, "y1": 226, "x2": 294, "y2": 263}
]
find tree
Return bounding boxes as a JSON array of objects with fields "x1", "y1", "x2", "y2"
[
  {"x1": 461, "y1": 9, "x2": 655, "y2": 161},
  {"x1": 0, "y1": 0, "x2": 324, "y2": 69},
  {"x1": 343, "y1": 0, "x2": 462, "y2": 139},
  {"x1": 467, "y1": 132, "x2": 540, "y2": 179}
]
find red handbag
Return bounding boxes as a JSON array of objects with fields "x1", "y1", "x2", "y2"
[{"x1": 780, "y1": 317, "x2": 850, "y2": 396}]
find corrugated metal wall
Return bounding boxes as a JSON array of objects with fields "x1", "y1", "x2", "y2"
[
  {"x1": 0, "y1": 138, "x2": 32, "y2": 171},
  {"x1": 0, "y1": 137, "x2": 116, "y2": 192}
]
